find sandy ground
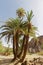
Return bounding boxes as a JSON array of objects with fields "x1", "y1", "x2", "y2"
[{"x1": 0, "y1": 54, "x2": 43, "y2": 65}]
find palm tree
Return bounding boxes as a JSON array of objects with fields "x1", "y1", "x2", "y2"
[
  {"x1": 0, "y1": 8, "x2": 26, "y2": 61},
  {"x1": 18, "y1": 10, "x2": 37, "y2": 62},
  {"x1": 0, "y1": 8, "x2": 38, "y2": 63},
  {"x1": 0, "y1": 18, "x2": 24, "y2": 60},
  {"x1": 15, "y1": 10, "x2": 37, "y2": 62},
  {"x1": 16, "y1": 8, "x2": 26, "y2": 58},
  {"x1": 16, "y1": 8, "x2": 26, "y2": 20}
]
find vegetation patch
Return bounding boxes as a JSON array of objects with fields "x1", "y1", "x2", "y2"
[{"x1": 0, "y1": 41, "x2": 13, "y2": 55}]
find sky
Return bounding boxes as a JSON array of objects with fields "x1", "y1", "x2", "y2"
[{"x1": 0, "y1": 0, "x2": 43, "y2": 47}]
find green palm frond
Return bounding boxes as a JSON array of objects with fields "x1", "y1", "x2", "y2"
[
  {"x1": 7, "y1": 34, "x2": 11, "y2": 44},
  {"x1": 26, "y1": 10, "x2": 34, "y2": 22},
  {"x1": 0, "y1": 31, "x2": 9, "y2": 39},
  {"x1": 29, "y1": 10, "x2": 34, "y2": 20},
  {"x1": 6, "y1": 18, "x2": 15, "y2": 28},
  {"x1": 28, "y1": 25, "x2": 37, "y2": 38},
  {"x1": 0, "y1": 25, "x2": 8, "y2": 29},
  {"x1": 2, "y1": 27, "x2": 11, "y2": 31},
  {"x1": 32, "y1": 26, "x2": 38, "y2": 31}
]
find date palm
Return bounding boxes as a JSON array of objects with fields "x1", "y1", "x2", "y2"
[
  {"x1": 0, "y1": 18, "x2": 24, "y2": 60},
  {"x1": 16, "y1": 10, "x2": 37, "y2": 62},
  {"x1": 18, "y1": 10, "x2": 37, "y2": 62},
  {"x1": 0, "y1": 8, "x2": 26, "y2": 61},
  {"x1": 16, "y1": 8, "x2": 26, "y2": 57}
]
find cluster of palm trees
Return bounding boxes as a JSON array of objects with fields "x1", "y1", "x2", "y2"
[{"x1": 0, "y1": 8, "x2": 37, "y2": 62}]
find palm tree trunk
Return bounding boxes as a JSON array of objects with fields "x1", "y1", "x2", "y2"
[
  {"x1": 12, "y1": 35, "x2": 16, "y2": 60},
  {"x1": 16, "y1": 32, "x2": 19, "y2": 57},
  {"x1": 12, "y1": 32, "x2": 19, "y2": 61},
  {"x1": 17, "y1": 35, "x2": 25, "y2": 58},
  {"x1": 20, "y1": 35, "x2": 29, "y2": 62}
]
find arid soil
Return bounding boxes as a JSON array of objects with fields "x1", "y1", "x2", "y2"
[{"x1": 0, "y1": 54, "x2": 43, "y2": 65}]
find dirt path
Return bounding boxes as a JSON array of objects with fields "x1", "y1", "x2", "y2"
[{"x1": 0, "y1": 54, "x2": 43, "y2": 65}]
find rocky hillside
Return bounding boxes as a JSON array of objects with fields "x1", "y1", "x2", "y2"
[{"x1": 28, "y1": 35, "x2": 43, "y2": 53}]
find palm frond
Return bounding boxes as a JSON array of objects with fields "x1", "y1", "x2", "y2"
[
  {"x1": 0, "y1": 31, "x2": 9, "y2": 39},
  {"x1": 7, "y1": 34, "x2": 11, "y2": 44},
  {"x1": 26, "y1": 10, "x2": 34, "y2": 22},
  {"x1": 0, "y1": 25, "x2": 7, "y2": 29},
  {"x1": 32, "y1": 26, "x2": 38, "y2": 31}
]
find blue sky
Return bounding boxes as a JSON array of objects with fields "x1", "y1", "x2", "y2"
[{"x1": 0, "y1": 0, "x2": 43, "y2": 47}]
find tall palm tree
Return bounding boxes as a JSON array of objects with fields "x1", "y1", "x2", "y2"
[
  {"x1": 16, "y1": 10, "x2": 37, "y2": 62},
  {"x1": 16, "y1": 8, "x2": 26, "y2": 58},
  {"x1": 0, "y1": 18, "x2": 24, "y2": 60},
  {"x1": 18, "y1": 10, "x2": 37, "y2": 62},
  {"x1": 0, "y1": 8, "x2": 26, "y2": 61}
]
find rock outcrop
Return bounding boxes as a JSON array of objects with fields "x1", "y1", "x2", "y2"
[{"x1": 28, "y1": 35, "x2": 43, "y2": 53}]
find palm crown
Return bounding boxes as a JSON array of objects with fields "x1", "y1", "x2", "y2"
[
  {"x1": 16, "y1": 8, "x2": 26, "y2": 18},
  {"x1": 0, "y1": 18, "x2": 24, "y2": 43}
]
